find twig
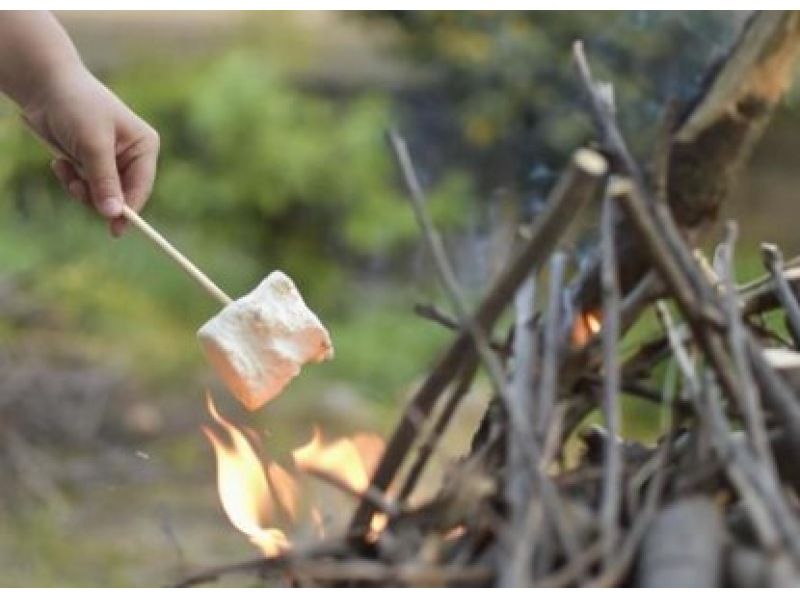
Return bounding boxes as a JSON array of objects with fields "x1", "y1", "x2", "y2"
[
  {"x1": 388, "y1": 128, "x2": 516, "y2": 402},
  {"x1": 413, "y1": 302, "x2": 461, "y2": 332},
  {"x1": 351, "y1": 140, "x2": 606, "y2": 532},
  {"x1": 174, "y1": 538, "x2": 351, "y2": 587},
  {"x1": 537, "y1": 252, "x2": 567, "y2": 438},
  {"x1": 302, "y1": 467, "x2": 401, "y2": 519},
  {"x1": 399, "y1": 357, "x2": 479, "y2": 500},
  {"x1": 740, "y1": 262, "x2": 800, "y2": 317},
  {"x1": 573, "y1": 40, "x2": 641, "y2": 184},
  {"x1": 414, "y1": 303, "x2": 506, "y2": 353},
  {"x1": 614, "y1": 185, "x2": 747, "y2": 413},
  {"x1": 176, "y1": 555, "x2": 289, "y2": 587},
  {"x1": 746, "y1": 336, "x2": 800, "y2": 439},
  {"x1": 504, "y1": 496, "x2": 543, "y2": 587},
  {"x1": 761, "y1": 242, "x2": 800, "y2": 348},
  {"x1": 502, "y1": 274, "x2": 538, "y2": 587},
  {"x1": 654, "y1": 300, "x2": 698, "y2": 394},
  {"x1": 717, "y1": 223, "x2": 775, "y2": 472},
  {"x1": 695, "y1": 374, "x2": 784, "y2": 554},
  {"x1": 389, "y1": 128, "x2": 581, "y2": 567},
  {"x1": 599, "y1": 189, "x2": 623, "y2": 568},
  {"x1": 535, "y1": 539, "x2": 605, "y2": 587},
  {"x1": 291, "y1": 560, "x2": 492, "y2": 586},
  {"x1": 586, "y1": 435, "x2": 671, "y2": 587}
]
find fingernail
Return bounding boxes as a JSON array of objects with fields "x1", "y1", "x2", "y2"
[
  {"x1": 97, "y1": 196, "x2": 123, "y2": 218},
  {"x1": 110, "y1": 217, "x2": 127, "y2": 238}
]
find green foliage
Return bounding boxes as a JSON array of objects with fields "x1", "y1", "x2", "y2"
[
  {"x1": 112, "y1": 50, "x2": 470, "y2": 304},
  {"x1": 0, "y1": 45, "x2": 474, "y2": 384}
]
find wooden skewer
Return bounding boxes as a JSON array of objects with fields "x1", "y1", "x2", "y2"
[
  {"x1": 120, "y1": 205, "x2": 232, "y2": 306},
  {"x1": 24, "y1": 131, "x2": 231, "y2": 306}
]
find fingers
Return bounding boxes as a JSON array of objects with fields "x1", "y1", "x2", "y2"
[
  {"x1": 50, "y1": 158, "x2": 89, "y2": 204},
  {"x1": 77, "y1": 136, "x2": 124, "y2": 220},
  {"x1": 109, "y1": 215, "x2": 127, "y2": 238},
  {"x1": 121, "y1": 138, "x2": 159, "y2": 214},
  {"x1": 114, "y1": 129, "x2": 160, "y2": 237},
  {"x1": 51, "y1": 156, "x2": 122, "y2": 237}
]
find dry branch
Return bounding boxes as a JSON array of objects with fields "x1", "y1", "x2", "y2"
[
  {"x1": 350, "y1": 146, "x2": 606, "y2": 531},
  {"x1": 572, "y1": 12, "x2": 800, "y2": 316}
]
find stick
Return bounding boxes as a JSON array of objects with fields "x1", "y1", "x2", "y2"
[
  {"x1": 537, "y1": 252, "x2": 567, "y2": 439},
  {"x1": 654, "y1": 301, "x2": 698, "y2": 394},
  {"x1": 586, "y1": 437, "x2": 671, "y2": 587},
  {"x1": 696, "y1": 375, "x2": 789, "y2": 555},
  {"x1": 121, "y1": 205, "x2": 232, "y2": 305},
  {"x1": 398, "y1": 357, "x2": 479, "y2": 500},
  {"x1": 174, "y1": 537, "x2": 352, "y2": 587},
  {"x1": 387, "y1": 129, "x2": 509, "y2": 402},
  {"x1": 350, "y1": 144, "x2": 606, "y2": 532},
  {"x1": 502, "y1": 274, "x2": 538, "y2": 587},
  {"x1": 35, "y1": 130, "x2": 233, "y2": 307},
  {"x1": 302, "y1": 467, "x2": 401, "y2": 519},
  {"x1": 388, "y1": 133, "x2": 583, "y2": 567},
  {"x1": 718, "y1": 224, "x2": 775, "y2": 472},
  {"x1": 413, "y1": 303, "x2": 506, "y2": 353},
  {"x1": 761, "y1": 242, "x2": 800, "y2": 347},
  {"x1": 599, "y1": 189, "x2": 622, "y2": 568},
  {"x1": 290, "y1": 561, "x2": 492, "y2": 586}
]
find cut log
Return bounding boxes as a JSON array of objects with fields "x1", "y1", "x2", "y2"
[
  {"x1": 727, "y1": 546, "x2": 800, "y2": 587},
  {"x1": 637, "y1": 496, "x2": 723, "y2": 587}
]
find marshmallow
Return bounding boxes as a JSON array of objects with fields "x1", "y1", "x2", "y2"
[{"x1": 197, "y1": 271, "x2": 333, "y2": 410}]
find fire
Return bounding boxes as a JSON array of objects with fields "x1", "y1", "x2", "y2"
[
  {"x1": 203, "y1": 395, "x2": 386, "y2": 556},
  {"x1": 572, "y1": 310, "x2": 602, "y2": 346},
  {"x1": 586, "y1": 313, "x2": 601, "y2": 334},
  {"x1": 203, "y1": 396, "x2": 288, "y2": 556},
  {"x1": 293, "y1": 427, "x2": 387, "y2": 538},
  {"x1": 293, "y1": 426, "x2": 378, "y2": 494}
]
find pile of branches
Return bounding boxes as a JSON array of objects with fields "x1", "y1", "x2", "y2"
[{"x1": 180, "y1": 12, "x2": 800, "y2": 587}]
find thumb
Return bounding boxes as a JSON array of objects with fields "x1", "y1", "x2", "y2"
[{"x1": 80, "y1": 138, "x2": 124, "y2": 219}]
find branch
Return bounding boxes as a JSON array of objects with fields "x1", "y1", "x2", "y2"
[{"x1": 350, "y1": 143, "x2": 606, "y2": 531}]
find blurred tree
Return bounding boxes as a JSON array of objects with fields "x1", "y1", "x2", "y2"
[{"x1": 368, "y1": 11, "x2": 747, "y2": 209}]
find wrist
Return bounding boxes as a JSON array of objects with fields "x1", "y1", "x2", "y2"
[{"x1": 18, "y1": 56, "x2": 88, "y2": 114}]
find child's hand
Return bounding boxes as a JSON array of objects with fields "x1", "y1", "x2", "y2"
[{"x1": 23, "y1": 65, "x2": 160, "y2": 237}]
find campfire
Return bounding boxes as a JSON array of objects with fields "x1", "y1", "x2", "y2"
[
  {"x1": 203, "y1": 395, "x2": 386, "y2": 557},
  {"x1": 179, "y1": 12, "x2": 800, "y2": 588}
]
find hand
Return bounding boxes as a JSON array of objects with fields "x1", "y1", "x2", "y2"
[{"x1": 22, "y1": 64, "x2": 160, "y2": 237}]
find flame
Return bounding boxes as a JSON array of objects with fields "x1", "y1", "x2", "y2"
[
  {"x1": 586, "y1": 313, "x2": 601, "y2": 334},
  {"x1": 572, "y1": 310, "x2": 602, "y2": 346},
  {"x1": 292, "y1": 426, "x2": 380, "y2": 494},
  {"x1": 368, "y1": 512, "x2": 388, "y2": 541},
  {"x1": 267, "y1": 461, "x2": 300, "y2": 521},
  {"x1": 204, "y1": 396, "x2": 386, "y2": 556},
  {"x1": 203, "y1": 396, "x2": 288, "y2": 557},
  {"x1": 293, "y1": 427, "x2": 387, "y2": 538}
]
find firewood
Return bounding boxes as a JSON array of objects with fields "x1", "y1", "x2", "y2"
[
  {"x1": 727, "y1": 545, "x2": 800, "y2": 587},
  {"x1": 637, "y1": 496, "x2": 723, "y2": 587}
]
